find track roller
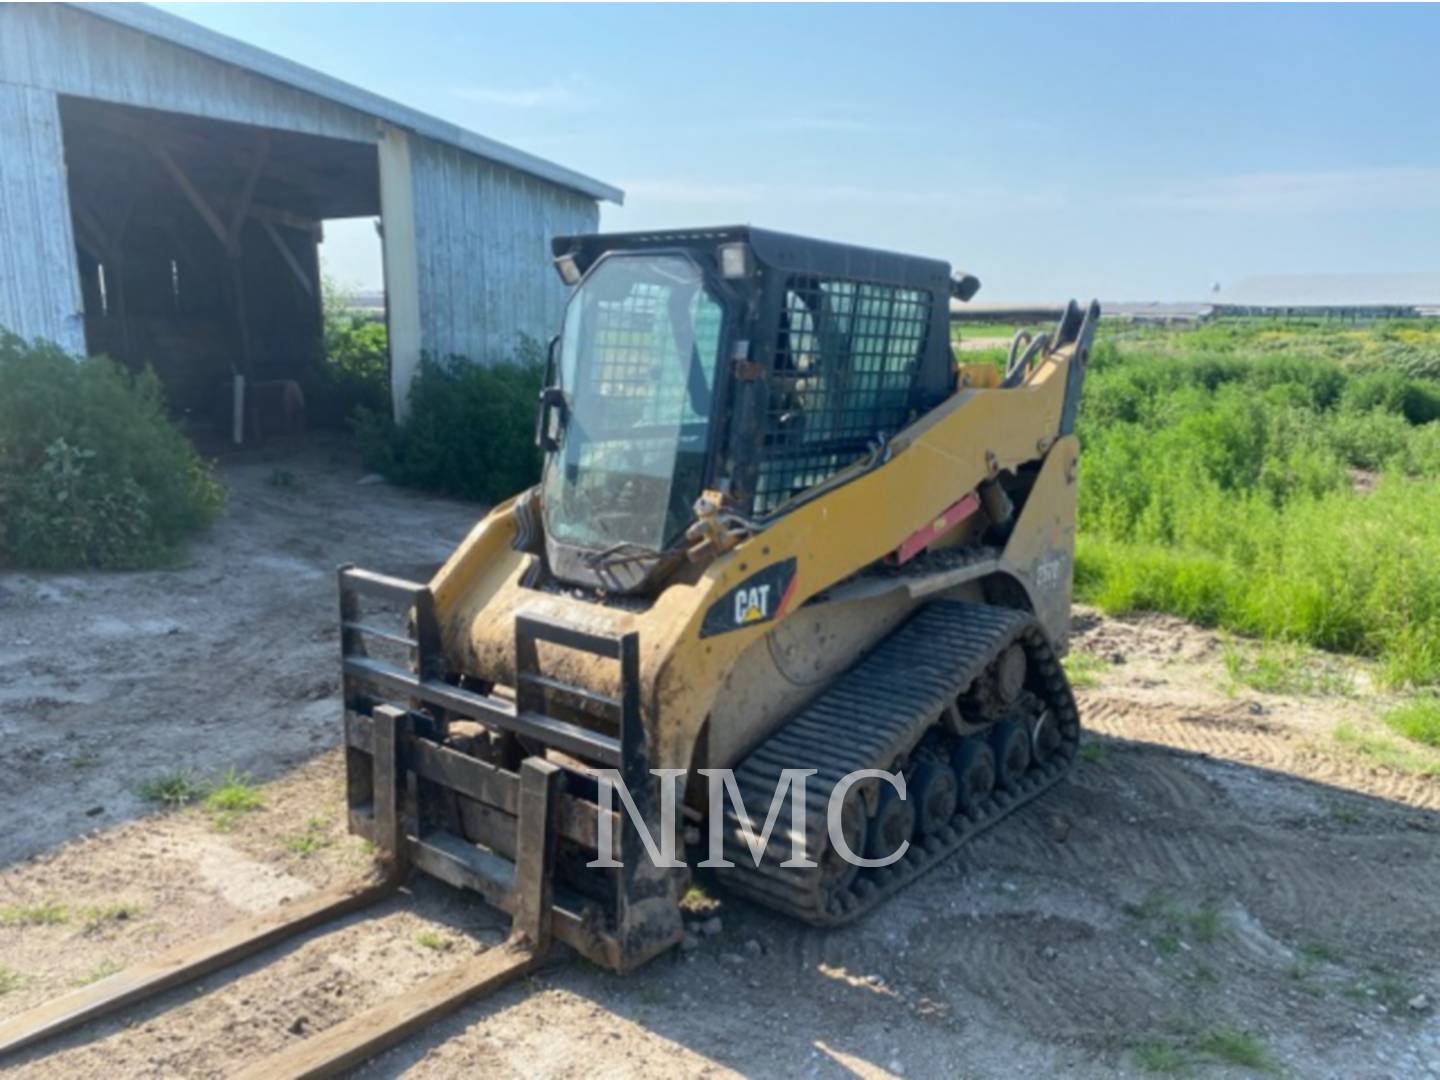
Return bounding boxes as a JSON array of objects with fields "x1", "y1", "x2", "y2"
[
  {"x1": 953, "y1": 738, "x2": 996, "y2": 815},
  {"x1": 716, "y1": 600, "x2": 1080, "y2": 925},
  {"x1": 865, "y1": 780, "x2": 915, "y2": 862},
  {"x1": 989, "y1": 720, "x2": 1031, "y2": 792},
  {"x1": 910, "y1": 760, "x2": 959, "y2": 836}
]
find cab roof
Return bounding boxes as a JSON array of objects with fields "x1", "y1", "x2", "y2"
[{"x1": 553, "y1": 225, "x2": 954, "y2": 294}]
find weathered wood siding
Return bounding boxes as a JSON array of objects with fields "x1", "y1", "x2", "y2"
[
  {"x1": 410, "y1": 139, "x2": 597, "y2": 364},
  {"x1": 0, "y1": 4, "x2": 377, "y2": 144},
  {"x1": 0, "y1": 84, "x2": 84, "y2": 351}
]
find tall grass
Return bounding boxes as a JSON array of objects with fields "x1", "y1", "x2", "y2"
[{"x1": 1075, "y1": 320, "x2": 1440, "y2": 687}]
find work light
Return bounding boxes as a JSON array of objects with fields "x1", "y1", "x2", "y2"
[
  {"x1": 554, "y1": 253, "x2": 581, "y2": 286},
  {"x1": 718, "y1": 242, "x2": 751, "y2": 279}
]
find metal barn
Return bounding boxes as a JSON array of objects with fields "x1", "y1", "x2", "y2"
[{"x1": 0, "y1": 3, "x2": 622, "y2": 432}]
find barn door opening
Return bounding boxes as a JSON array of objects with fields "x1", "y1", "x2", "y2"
[
  {"x1": 317, "y1": 216, "x2": 390, "y2": 425},
  {"x1": 58, "y1": 95, "x2": 382, "y2": 447}
]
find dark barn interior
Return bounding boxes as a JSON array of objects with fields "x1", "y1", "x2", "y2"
[{"x1": 59, "y1": 96, "x2": 382, "y2": 440}]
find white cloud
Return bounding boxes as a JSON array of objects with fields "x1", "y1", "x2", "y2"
[{"x1": 1132, "y1": 166, "x2": 1440, "y2": 214}]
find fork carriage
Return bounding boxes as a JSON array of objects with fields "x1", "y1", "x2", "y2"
[{"x1": 338, "y1": 565, "x2": 683, "y2": 972}]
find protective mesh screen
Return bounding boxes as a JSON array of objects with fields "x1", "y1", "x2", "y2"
[
  {"x1": 584, "y1": 282, "x2": 721, "y2": 425},
  {"x1": 754, "y1": 277, "x2": 931, "y2": 513}
]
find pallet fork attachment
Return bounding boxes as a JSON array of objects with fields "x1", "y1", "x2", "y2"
[
  {"x1": 0, "y1": 566, "x2": 676, "y2": 1074},
  {"x1": 0, "y1": 708, "x2": 557, "y2": 1077},
  {"x1": 235, "y1": 941, "x2": 543, "y2": 1080},
  {"x1": 0, "y1": 877, "x2": 403, "y2": 1060}
]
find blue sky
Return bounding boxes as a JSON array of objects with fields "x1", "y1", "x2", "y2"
[{"x1": 162, "y1": 3, "x2": 1440, "y2": 301}]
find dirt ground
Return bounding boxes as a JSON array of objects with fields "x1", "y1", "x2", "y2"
[{"x1": 2, "y1": 444, "x2": 1437, "y2": 1079}]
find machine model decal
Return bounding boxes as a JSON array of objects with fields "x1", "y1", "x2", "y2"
[
  {"x1": 1034, "y1": 554, "x2": 1069, "y2": 591},
  {"x1": 701, "y1": 558, "x2": 798, "y2": 638}
]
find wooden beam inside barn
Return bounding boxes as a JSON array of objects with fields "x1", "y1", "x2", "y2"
[{"x1": 263, "y1": 220, "x2": 314, "y2": 297}]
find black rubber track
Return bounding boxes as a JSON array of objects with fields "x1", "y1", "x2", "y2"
[{"x1": 716, "y1": 600, "x2": 1079, "y2": 925}]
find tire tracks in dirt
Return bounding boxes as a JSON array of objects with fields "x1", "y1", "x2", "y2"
[
  {"x1": 1084, "y1": 694, "x2": 1440, "y2": 811},
  {"x1": 749, "y1": 689, "x2": 1440, "y2": 1058}
]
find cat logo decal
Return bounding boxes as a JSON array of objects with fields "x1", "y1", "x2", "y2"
[
  {"x1": 735, "y1": 585, "x2": 772, "y2": 624},
  {"x1": 701, "y1": 558, "x2": 798, "y2": 638}
]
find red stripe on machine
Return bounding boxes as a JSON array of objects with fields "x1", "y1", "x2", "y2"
[{"x1": 886, "y1": 492, "x2": 982, "y2": 566}]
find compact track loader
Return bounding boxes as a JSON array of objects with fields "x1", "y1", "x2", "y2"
[{"x1": 1, "y1": 227, "x2": 1096, "y2": 1075}]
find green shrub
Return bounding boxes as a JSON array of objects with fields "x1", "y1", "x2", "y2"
[
  {"x1": 0, "y1": 333, "x2": 224, "y2": 569},
  {"x1": 1326, "y1": 409, "x2": 1413, "y2": 471},
  {"x1": 1074, "y1": 320, "x2": 1440, "y2": 687},
  {"x1": 354, "y1": 348, "x2": 544, "y2": 504},
  {"x1": 306, "y1": 281, "x2": 390, "y2": 425},
  {"x1": 1341, "y1": 368, "x2": 1440, "y2": 424},
  {"x1": 323, "y1": 318, "x2": 390, "y2": 418}
]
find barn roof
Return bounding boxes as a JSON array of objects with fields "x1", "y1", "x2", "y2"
[{"x1": 69, "y1": 2, "x2": 623, "y2": 205}]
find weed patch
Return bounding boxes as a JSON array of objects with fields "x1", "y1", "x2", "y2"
[
  {"x1": 1221, "y1": 637, "x2": 1354, "y2": 696},
  {"x1": 1130, "y1": 1038, "x2": 1185, "y2": 1074},
  {"x1": 1193, "y1": 1028, "x2": 1274, "y2": 1072},
  {"x1": 1063, "y1": 650, "x2": 1111, "y2": 690},
  {"x1": 1078, "y1": 740, "x2": 1109, "y2": 766},
  {"x1": 0, "y1": 965, "x2": 26, "y2": 995},
  {"x1": 1334, "y1": 721, "x2": 1440, "y2": 776},
  {"x1": 0, "y1": 900, "x2": 68, "y2": 927},
  {"x1": 1, "y1": 899, "x2": 141, "y2": 933},
  {"x1": 414, "y1": 930, "x2": 451, "y2": 952},
  {"x1": 204, "y1": 769, "x2": 265, "y2": 830},
  {"x1": 1187, "y1": 904, "x2": 1222, "y2": 945},
  {"x1": 139, "y1": 768, "x2": 270, "y2": 823},
  {"x1": 1345, "y1": 971, "x2": 1424, "y2": 1017},
  {"x1": 1129, "y1": 1026, "x2": 1274, "y2": 1075},
  {"x1": 1382, "y1": 696, "x2": 1440, "y2": 747},
  {"x1": 137, "y1": 771, "x2": 207, "y2": 808},
  {"x1": 78, "y1": 902, "x2": 142, "y2": 933},
  {"x1": 286, "y1": 816, "x2": 334, "y2": 857},
  {"x1": 1330, "y1": 804, "x2": 1363, "y2": 825},
  {"x1": 1300, "y1": 941, "x2": 1342, "y2": 966},
  {"x1": 1125, "y1": 892, "x2": 1226, "y2": 950}
]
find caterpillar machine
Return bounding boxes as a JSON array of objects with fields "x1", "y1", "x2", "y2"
[{"x1": 0, "y1": 228, "x2": 1097, "y2": 1075}]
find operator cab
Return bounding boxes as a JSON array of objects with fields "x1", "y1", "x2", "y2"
[{"x1": 538, "y1": 226, "x2": 978, "y2": 595}]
